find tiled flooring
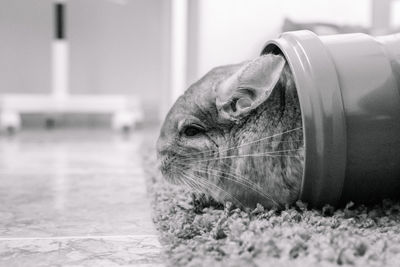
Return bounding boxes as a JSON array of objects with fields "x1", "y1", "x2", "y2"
[{"x1": 0, "y1": 129, "x2": 163, "y2": 266}]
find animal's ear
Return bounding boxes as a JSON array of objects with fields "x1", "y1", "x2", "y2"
[{"x1": 215, "y1": 54, "x2": 285, "y2": 122}]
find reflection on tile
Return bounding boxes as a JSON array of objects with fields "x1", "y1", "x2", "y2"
[
  {"x1": 0, "y1": 235, "x2": 163, "y2": 267},
  {"x1": 0, "y1": 171, "x2": 156, "y2": 237},
  {"x1": 0, "y1": 129, "x2": 163, "y2": 266}
]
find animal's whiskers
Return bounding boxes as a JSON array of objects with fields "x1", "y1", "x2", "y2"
[
  {"x1": 192, "y1": 167, "x2": 279, "y2": 206},
  {"x1": 173, "y1": 167, "x2": 204, "y2": 193},
  {"x1": 180, "y1": 148, "x2": 303, "y2": 165},
  {"x1": 212, "y1": 163, "x2": 260, "y2": 187},
  {"x1": 193, "y1": 166, "x2": 261, "y2": 190},
  {"x1": 196, "y1": 174, "x2": 246, "y2": 208},
  {"x1": 182, "y1": 170, "x2": 246, "y2": 208},
  {"x1": 180, "y1": 139, "x2": 304, "y2": 162},
  {"x1": 179, "y1": 127, "x2": 303, "y2": 159}
]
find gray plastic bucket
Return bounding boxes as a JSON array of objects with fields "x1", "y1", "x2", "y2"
[{"x1": 262, "y1": 30, "x2": 400, "y2": 208}]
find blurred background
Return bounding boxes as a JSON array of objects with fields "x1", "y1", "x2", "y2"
[{"x1": 0, "y1": 0, "x2": 399, "y2": 131}]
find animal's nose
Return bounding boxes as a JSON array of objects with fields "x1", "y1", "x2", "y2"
[{"x1": 156, "y1": 137, "x2": 168, "y2": 157}]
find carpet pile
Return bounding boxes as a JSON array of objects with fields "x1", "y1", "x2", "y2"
[{"x1": 144, "y1": 152, "x2": 400, "y2": 267}]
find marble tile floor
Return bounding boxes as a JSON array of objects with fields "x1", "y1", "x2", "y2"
[{"x1": 0, "y1": 129, "x2": 163, "y2": 266}]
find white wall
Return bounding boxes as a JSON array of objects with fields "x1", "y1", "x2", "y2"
[
  {"x1": 0, "y1": 0, "x2": 52, "y2": 94},
  {"x1": 392, "y1": 0, "x2": 400, "y2": 27},
  {"x1": 191, "y1": 0, "x2": 371, "y2": 85},
  {"x1": 69, "y1": 0, "x2": 170, "y2": 121}
]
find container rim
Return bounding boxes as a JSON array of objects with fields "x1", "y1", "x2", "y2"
[{"x1": 261, "y1": 30, "x2": 347, "y2": 207}]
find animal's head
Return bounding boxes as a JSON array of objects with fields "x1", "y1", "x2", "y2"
[{"x1": 156, "y1": 54, "x2": 302, "y2": 208}]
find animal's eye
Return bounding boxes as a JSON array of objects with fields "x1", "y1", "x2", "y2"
[{"x1": 182, "y1": 125, "x2": 204, "y2": 137}]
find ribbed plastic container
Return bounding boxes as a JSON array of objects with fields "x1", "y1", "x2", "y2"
[{"x1": 262, "y1": 30, "x2": 400, "y2": 208}]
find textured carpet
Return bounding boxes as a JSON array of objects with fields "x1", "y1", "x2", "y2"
[{"x1": 144, "y1": 151, "x2": 400, "y2": 267}]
